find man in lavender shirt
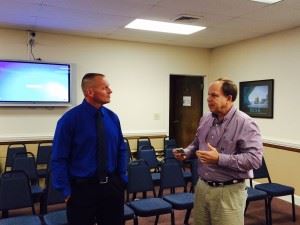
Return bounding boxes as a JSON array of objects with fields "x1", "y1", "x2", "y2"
[{"x1": 174, "y1": 78, "x2": 263, "y2": 225}]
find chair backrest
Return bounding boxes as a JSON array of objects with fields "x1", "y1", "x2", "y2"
[
  {"x1": 164, "y1": 137, "x2": 177, "y2": 150},
  {"x1": 252, "y1": 157, "x2": 271, "y2": 183},
  {"x1": 36, "y1": 143, "x2": 52, "y2": 165},
  {"x1": 137, "y1": 148, "x2": 159, "y2": 170},
  {"x1": 127, "y1": 160, "x2": 154, "y2": 194},
  {"x1": 159, "y1": 160, "x2": 186, "y2": 196},
  {"x1": 164, "y1": 147, "x2": 175, "y2": 159},
  {"x1": 124, "y1": 138, "x2": 133, "y2": 162},
  {"x1": 0, "y1": 171, "x2": 34, "y2": 213},
  {"x1": 12, "y1": 152, "x2": 39, "y2": 184},
  {"x1": 137, "y1": 137, "x2": 151, "y2": 151},
  {"x1": 5, "y1": 144, "x2": 27, "y2": 171}
]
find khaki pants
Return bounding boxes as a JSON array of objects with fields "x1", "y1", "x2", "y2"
[{"x1": 193, "y1": 179, "x2": 247, "y2": 225}]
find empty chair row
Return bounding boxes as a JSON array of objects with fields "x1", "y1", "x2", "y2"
[
  {"x1": 5, "y1": 143, "x2": 52, "y2": 179},
  {"x1": 126, "y1": 159, "x2": 196, "y2": 225}
]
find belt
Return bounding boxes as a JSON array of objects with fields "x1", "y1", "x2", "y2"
[
  {"x1": 71, "y1": 173, "x2": 114, "y2": 185},
  {"x1": 202, "y1": 178, "x2": 244, "y2": 187}
]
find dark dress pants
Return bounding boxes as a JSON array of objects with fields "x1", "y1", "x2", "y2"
[{"x1": 67, "y1": 174, "x2": 125, "y2": 225}]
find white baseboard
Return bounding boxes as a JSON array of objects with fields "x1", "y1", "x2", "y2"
[{"x1": 251, "y1": 181, "x2": 300, "y2": 206}]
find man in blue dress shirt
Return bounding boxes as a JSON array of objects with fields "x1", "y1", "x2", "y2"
[{"x1": 51, "y1": 73, "x2": 128, "y2": 225}]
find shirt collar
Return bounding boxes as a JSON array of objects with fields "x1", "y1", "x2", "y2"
[
  {"x1": 223, "y1": 106, "x2": 237, "y2": 122},
  {"x1": 82, "y1": 99, "x2": 105, "y2": 117},
  {"x1": 212, "y1": 106, "x2": 237, "y2": 124}
]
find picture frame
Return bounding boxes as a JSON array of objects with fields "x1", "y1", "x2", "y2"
[{"x1": 239, "y1": 79, "x2": 274, "y2": 118}]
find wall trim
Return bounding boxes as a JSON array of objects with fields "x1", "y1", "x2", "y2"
[{"x1": 263, "y1": 138, "x2": 300, "y2": 152}]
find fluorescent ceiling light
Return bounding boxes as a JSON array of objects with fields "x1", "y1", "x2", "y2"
[
  {"x1": 250, "y1": 0, "x2": 283, "y2": 4},
  {"x1": 125, "y1": 19, "x2": 206, "y2": 35}
]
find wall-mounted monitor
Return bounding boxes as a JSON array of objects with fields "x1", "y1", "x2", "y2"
[{"x1": 0, "y1": 60, "x2": 71, "y2": 107}]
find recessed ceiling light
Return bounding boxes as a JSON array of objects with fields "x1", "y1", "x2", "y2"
[
  {"x1": 250, "y1": 0, "x2": 283, "y2": 4},
  {"x1": 125, "y1": 19, "x2": 206, "y2": 35}
]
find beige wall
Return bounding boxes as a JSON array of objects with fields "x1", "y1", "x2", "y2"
[{"x1": 0, "y1": 28, "x2": 210, "y2": 141}]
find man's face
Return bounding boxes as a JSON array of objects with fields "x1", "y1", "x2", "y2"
[
  {"x1": 207, "y1": 81, "x2": 231, "y2": 116},
  {"x1": 88, "y1": 76, "x2": 112, "y2": 106}
]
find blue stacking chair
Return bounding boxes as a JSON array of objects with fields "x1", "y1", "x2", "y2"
[
  {"x1": 163, "y1": 137, "x2": 177, "y2": 159},
  {"x1": 0, "y1": 170, "x2": 42, "y2": 225},
  {"x1": 137, "y1": 137, "x2": 152, "y2": 151},
  {"x1": 124, "y1": 203, "x2": 138, "y2": 225},
  {"x1": 127, "y1": 160, "x2": 175, "y2": 225},
  {"x1": 42, "y1": 174, "x2": 67, "y2": 225},
  {"x1": 4, "y1": 144, "x2": 27, "y2": 172},
  {"x1": 158, "y1": 159, "x2": 194, "y2": 225},
  {"x1": 137, "y1": 147, "x2": 161, "y2": 185},
  {"x1": 252, "y1": 157, "x2": 296, "y2": 225},
  {"x1": 245, "y1": 186, "x2": 269, "y2": 225},
  {"x1": 36, "y1": 142, "x2": 52, "y2": 179}
]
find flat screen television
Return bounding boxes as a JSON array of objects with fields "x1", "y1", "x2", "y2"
[{"x1": 0, "y1": 60, "x2": 71, "y2": 107}]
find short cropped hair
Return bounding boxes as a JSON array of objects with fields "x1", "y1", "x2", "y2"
[
  {"x1": 216, "y1": 78, "x2": 238, "y2": 102},
  {"x1": 81, "y1": 73, "x2": 105, "y2": 92}
]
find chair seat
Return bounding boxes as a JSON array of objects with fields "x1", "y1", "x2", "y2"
[
  {"x1": 128, "y1": 197, "x2": 172, "y2": 217},
  {"x1": 0, "y1": 215, "x2": 42, "y2": 225},
  {"x1": 163, "y1": 192, "x2": 194, "y2": 209},
  {"x1": 124, "y1": 204, "x2": 135, "y2": 220},
  {"x1": 43, "y1": 209, "x2": 68, "y2": 225},
  {"x1": 255, "y1": 183, "x2": 294, "y2": 196},
  {"x1": 247, "y1": 187, "x2": 268, "y2": 201}
]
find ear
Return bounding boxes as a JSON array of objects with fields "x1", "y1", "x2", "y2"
[
  {"x1": 86, "y1": 88, "x2": 94, "y2": 97},
  {"x1": 227, "y1": 95, "x2": 232, "y2": 102}
]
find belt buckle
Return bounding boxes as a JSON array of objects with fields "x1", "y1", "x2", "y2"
[{"x1": 99, "y1": 176, "x2": 109, "y2": 184}]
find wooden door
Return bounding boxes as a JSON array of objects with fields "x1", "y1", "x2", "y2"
[{"x1": 169, "y1": 75, "x2": 204, "y2": 148}]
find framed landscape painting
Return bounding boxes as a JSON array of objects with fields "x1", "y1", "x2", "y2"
[{"x1": 239, "y1": 79, "x2": 274, "y2": 118}]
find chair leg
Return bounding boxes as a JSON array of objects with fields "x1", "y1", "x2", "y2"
[
  {"x1": 244, "y1": 201, "x2": 249, "y2": 215},
  {"x1": 264, "y1": 198, "x2": 269, "y2": 225},
  {"x1": 133, "y1": 216, "x2": 138, "y2": 225},
  {"x1": 171, "y1": 210, "x2": 175, "y2": 225},
  {"x1": 184, "y1": 208, "x2": 192, "y2": 225},
  {"x1": 268, "y1": 197, "x2": 273, "y2": 225},
  {"x1": 154, "y1": 215, "x2": 159, "y2": 225},
  {"x1": 292, "y1": 194, "x2": 296, "y2": 222}
]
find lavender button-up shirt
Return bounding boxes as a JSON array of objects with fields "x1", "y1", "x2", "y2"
[{"x1": 185, "y1": 106, "x2": 263, "y2": 182}]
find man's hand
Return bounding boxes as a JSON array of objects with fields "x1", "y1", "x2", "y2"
[
  {"x1": 172, "y1": 148, "x2": 186, "y2": 161},
  {"x1": 196, "y1": 143, "x2": 219, "y2": 164}
]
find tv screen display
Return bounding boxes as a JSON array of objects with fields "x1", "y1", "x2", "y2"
[{"x1": 0, "y1": 60, "x2": 71, "y2": 107}]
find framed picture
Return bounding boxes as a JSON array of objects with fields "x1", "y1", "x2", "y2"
[{"x1": 239, "y1": 79, "x2": 274, "y2": 118}]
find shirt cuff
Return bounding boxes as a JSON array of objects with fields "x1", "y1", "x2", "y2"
[
  {"x1": 218, "y1": 153, "x2": 230, "y2": 167},
  {"x1": 63, "y1": 187, "x2": 71, "y2": 198}
]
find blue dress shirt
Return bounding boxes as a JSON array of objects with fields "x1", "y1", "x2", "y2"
[{"x1": 51, "y1": 99, "x2": 128, "y2": 197}]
